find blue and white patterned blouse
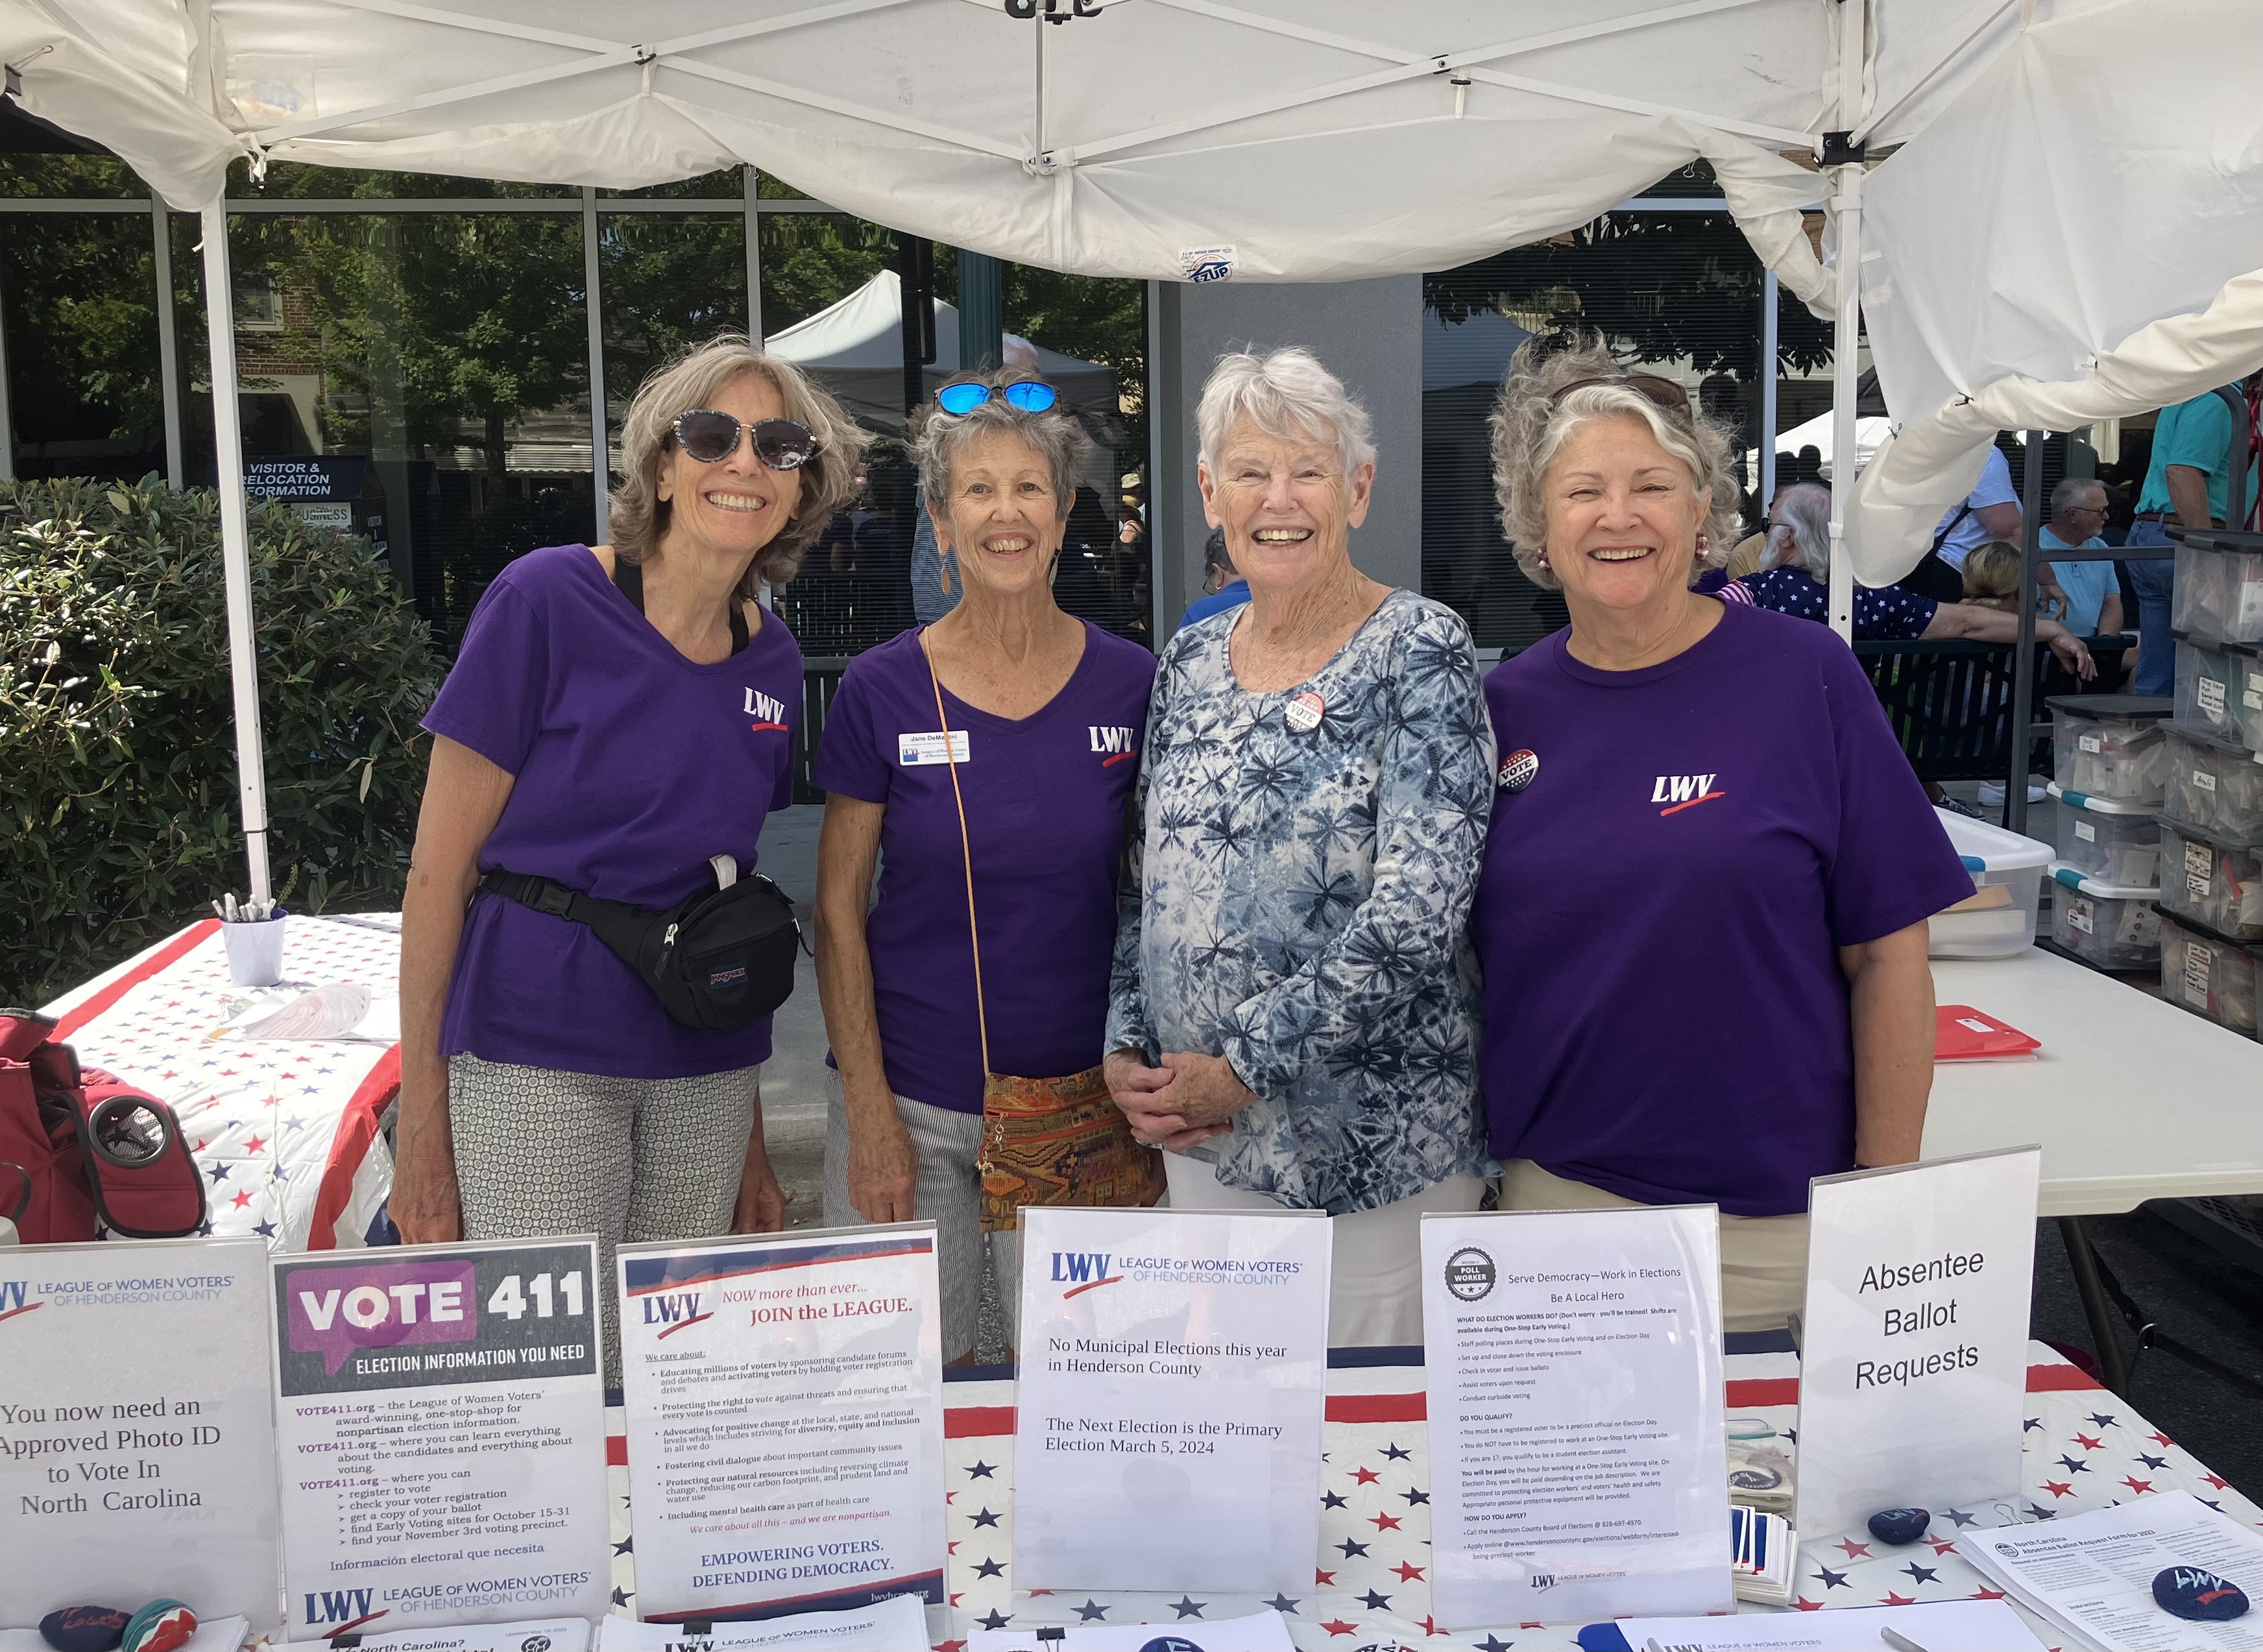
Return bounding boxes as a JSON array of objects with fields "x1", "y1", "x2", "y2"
[{"x1": 1106, "y1": 588, "x2": 1496, "y2": 1214}]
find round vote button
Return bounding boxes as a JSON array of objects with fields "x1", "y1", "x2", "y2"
[
  {"x1": 1497, "y1": 747, "x2": 1539, "y2": 791},
  {"x1": 1284, "y1": 691, "x2": 1325, "y2": 734},
  {"x1": 1444, "y1": 1245, "x2": 1496, "y2": 1301}
]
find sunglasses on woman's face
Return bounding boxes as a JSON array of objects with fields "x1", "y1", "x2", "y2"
[
  {"x1": 935, "y1": 379, "x2": 1058, "y2": 416},
  {"x1": 1549, "y1": 372, "x2": 1691, "y2": 414},
  {"x1": 672, "y1": 409, "x2": 819, "y2": 469}
]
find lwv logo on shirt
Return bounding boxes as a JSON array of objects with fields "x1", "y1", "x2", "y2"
[
  {"x1": 744, "y1": 687, "x2": 788, "y2": 732},
  {"x1": 1651, "y1": 772, "x2": 1725, "y2": 815},
  {"x1": 1089, "y1": 724, "x2": 1139, "y2": 765}
]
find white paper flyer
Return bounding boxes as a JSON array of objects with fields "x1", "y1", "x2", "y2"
[
  {"x1": 1011, "y1": 1206, "x2": 1331, "y2": 1594},
  {"x1": 271, "y1": 1238, "x2": 613, "y2": 1637},
  {"x1": 616, "y1": 1225, "x2": 947, "y2": 1623},
  {"x1": 1421, "y1": 1206, "x2": 1731, "y2": 1626}
]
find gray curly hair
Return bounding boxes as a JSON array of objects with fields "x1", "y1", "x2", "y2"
[
  {"x1": 1488, "y1": 335, "x2": 1742, "y2": 591},
  {"x1": 609, "y1": 334, "x2": 869, "y2": 593},
  {"x1": 910, "y1": 369, "x2": 1093, "y2": 520}
]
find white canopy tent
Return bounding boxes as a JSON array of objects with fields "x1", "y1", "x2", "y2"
[
  {"x1": 6, "y1": 0, "x2": 2263, "y2": 898},
  {"x1": 766, "y1": 267, "x2": 1117, "y2": 437}
]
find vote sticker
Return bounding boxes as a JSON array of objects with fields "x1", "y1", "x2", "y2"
[
  {"x1": 1497, "y1": 748, "x2": 1539, "y2": 791},
  {"x1": 1444, "y1": 1246, "x2": 1495, "y2": 1302},
  {"x1": 1284, "y1": 691, "x2": 1325, "y2": 734}
]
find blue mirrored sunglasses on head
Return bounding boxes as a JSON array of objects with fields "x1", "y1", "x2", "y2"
[{"x1": 936, "y1": 379, "x2": 1058, "y2": 416}]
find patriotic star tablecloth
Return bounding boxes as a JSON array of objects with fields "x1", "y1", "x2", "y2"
[
  {"x1": 597, "y1": 1341, "x2": 2260, "y2": 1651},
  {"x1": 40, "y1": 915, "x2": 400, "y2": 1251}
]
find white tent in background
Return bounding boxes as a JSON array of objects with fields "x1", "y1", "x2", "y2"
[
  {"x1": 1749, "y1": 409, "x2": 1895, "y2": 483},
  {"x1": 766, "y1": 269, "x2": 1117, "y2": 438},
  {"x1": 9, "y1": 0, "x2": 2263, "y2": 898}
]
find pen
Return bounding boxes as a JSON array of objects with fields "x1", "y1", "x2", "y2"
[{"x1": 1880, "y1": 1627, "x2": 1930, "y2": 1652}]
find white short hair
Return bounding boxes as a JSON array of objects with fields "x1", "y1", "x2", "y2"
[
  {"x1": 1196, "y1": 346, "x2": 1375, "y2": 481},
  {"x1": 1769, "y1": 481, "x2": 1834, "y2": 584}
]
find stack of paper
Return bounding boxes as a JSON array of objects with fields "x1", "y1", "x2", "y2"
[
  {"x1": 1730, "y1": 1506, "x2": 1795, "y2": 1606},
  {"x1": 967, "y1": 1609, "x2": 1296, "y2": 1650},
  {"x1": 1578, "y1": 1598, "x2": 2048, "y2": 1650},
  {"x1": 596, "y1": 1596, "x2": 930, "y2": 1651},
  {"x1": 1963, "y1": 1490, "x2": 2263, "y2": 1651}
]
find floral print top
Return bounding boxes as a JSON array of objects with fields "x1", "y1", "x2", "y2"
[{"x1": 1106, "y1": 588, "x2": 1496, "y2": 1214}]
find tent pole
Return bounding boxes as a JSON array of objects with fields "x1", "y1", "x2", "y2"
[
  {"x1": 1760, "y1": 267, "x2": 1778, "y2": 507},
  {"x1": 151, "y1": 198, "x2": 184, "y2": 489},
  {"x1": 199, "y1": 199, "x2": 272, "y2": 905},
  {"x1": 2008, "y1": 431, "x2": 2045, "y2": 834},
  {"x1": 1824, "y1": 0, "x2": 1865, "y2": 646}
]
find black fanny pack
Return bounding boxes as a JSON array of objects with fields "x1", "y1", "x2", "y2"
[{"x1": 480, "y1": 856, "x2": 799, "y2": 1030}]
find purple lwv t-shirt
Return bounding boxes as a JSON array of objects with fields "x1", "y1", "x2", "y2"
[
  {"x1": 424, "y1": 544, "x2": 801, "y2": 1079},
  {"x1": 812, "y1": 623, "x2": 1156, "y2": 1113},
  {"x1": 1473, "y1": 601, "x2": 1974, "y2": 1217}
]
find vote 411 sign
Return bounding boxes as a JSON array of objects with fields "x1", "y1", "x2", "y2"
[
  {"x1": 1794, "y1": 1147, "x2": 2042, "y2": 1538},
  {"x1": 271, "y1": 1238, "x2": 612, "y2": 1638}
]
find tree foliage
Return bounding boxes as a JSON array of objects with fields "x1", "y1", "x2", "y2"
[{"x1": 1, "y1": 475, "x2": 439, "y2": 1005}]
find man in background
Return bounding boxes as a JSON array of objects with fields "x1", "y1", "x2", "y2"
[
  {"x1": 1176, "y1": 527, "x2": 1248, "y2": 630},
  {"x1": 2127, "y1": 390, "x2": 2239, "y2": 695},
  {"x1": 1903, "y1": 441, "x2": 2024, "y2": 603},
  {"x1": 2041, "y1": 477, "x2": 2123, "y2": 639}
]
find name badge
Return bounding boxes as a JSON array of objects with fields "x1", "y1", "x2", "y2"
[{"x1": 899, "y1": 730, "x2": 971, "y2": 767}]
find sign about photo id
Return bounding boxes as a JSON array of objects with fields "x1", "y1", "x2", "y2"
[
  {"x1": 1422, "y1": 1206, "x2": 1731, "y2": 1626},
  {"x1": 0, "y1": 1236, "x2": 280, "y2": 1627},
  {"x1": 1012, "y1": 1206, "x2": 1331, "y2": 1594},
  {"x1": 271, "y1": 1238, "x2": 612, "y2": 1638},
  {"x1": 617, "y1": 1224, "x2": 947, "y2": 1623},
  {"x1": 1795, "y1": 1147, "x2": 2041, "y2": 1538}
]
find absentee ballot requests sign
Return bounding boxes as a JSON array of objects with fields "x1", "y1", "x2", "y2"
[
  {"x1": 0, "y1": 1237, "x2": 280, "y2": 1626},
  {"x1": 1011, "y1": 1207, "x2": 1331, "y2": 1594},
  {"x1": 1795, "y1": 1148, "x2": 2042, "y2": 1537},
  {"x1": 271, "y1": 1238, "x2": 612, "y2": 1638},
  {"x1": 616, "y1": 1225, "x2": 947, "y2": 1623}
]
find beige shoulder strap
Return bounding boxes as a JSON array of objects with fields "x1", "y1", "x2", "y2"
[{"x1": 920, "y1": 628, "x2": 990, "y2": 1075}]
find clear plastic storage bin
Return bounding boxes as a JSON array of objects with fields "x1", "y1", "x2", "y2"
[
  {"x1": 2173, "y1": 632, "x2": 2261, "y2": 747},
  {"x1": 2048, "y1": 695, "x2": 2172, "y2": 806},
  {"x1": 2050, "y1": 864, "x2": 2162, "y2": 970},
  {"x1": 2156, "y1": 815, "x2": 2263, "y2": 941},
  {"x1": 2161, "y1": 724, "x2": 2263, "y2": 838},
  {"x1": 2173, "y1": 529, "x2": 2263, "y2": 645},
  {"x1": 2053, "y1": 798, "x2": 2159, "y2": 886},
  {"x1": 1928, "y1": 809, "x2": 2051, "y2": 959},
  {"x1": 2157, "y1": 912, "x2": 2260, "y2": 1037}
]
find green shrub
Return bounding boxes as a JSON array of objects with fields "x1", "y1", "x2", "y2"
[{"x1": 1, "y1": 474, "x2": 440, "y2": 1004}]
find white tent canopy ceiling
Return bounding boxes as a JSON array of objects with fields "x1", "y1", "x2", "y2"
[{"x1": 6, "y1": 0, "x2": 2263, "y2": 896}]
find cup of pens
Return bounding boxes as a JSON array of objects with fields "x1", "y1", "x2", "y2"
[{"x1": 217, "y1": 894, "x2": 287, "y2": 987}]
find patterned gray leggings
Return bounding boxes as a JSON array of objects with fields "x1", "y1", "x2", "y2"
[{"x1": 448, "y1": 1053, "x2": 758, "y2": 1384}]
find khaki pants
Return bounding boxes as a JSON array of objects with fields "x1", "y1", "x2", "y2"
[{"x1": 1497, "y1": 1159, "x2": 1809, "y2": 1334}]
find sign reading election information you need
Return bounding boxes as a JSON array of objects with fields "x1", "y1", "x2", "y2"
[
  {"x1": 616, "y1": 1223, "x2": 947, "y2": 1623},
  {"x1": 1421, "y1": 1206, "x2": 1730, "y2": 1626},
  {"x1": 1795, "y1": 1147, "x2": 2042, "y2": 1537},
  {"x1": 271, "y1": 1238, "x2": 612, "y2": 1638},
  {"x1": 0, "y1": 1236, "x2": 280, "y2": 1625},
  {"x1": 1013, "y1": 1207, "x2": 1331, "y2": 1594}
]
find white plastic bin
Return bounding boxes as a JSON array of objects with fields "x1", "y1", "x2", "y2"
[
  {"x1": 2053, "y1": 796, "x2": 2160, "y2": 886},
  {"x1": 2157, "y1": 912, "x2": 2260, "y2": 1038},
  {"x1": 2048, "y1": 863, "x2": 2162, "y2": 970},
  {"x1": 2156, "y1": 815, "x2": 2263, "y2": 942},
  {"x1": 1928, "y1": 809, "x2": 2051, "y2": 959},
  {"x1": 2048, "y1": 695, "x2": 2172, "y2": 806},
  {"x1": 2162, "y1": 723, "x2": 2263, "y2": 839}
]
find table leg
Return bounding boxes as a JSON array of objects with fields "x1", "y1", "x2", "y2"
[{"x1": 2057, "y1": 1215, "x2": 2133, "y2": 1396}]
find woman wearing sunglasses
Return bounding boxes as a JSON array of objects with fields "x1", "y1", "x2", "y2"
[
  {"x1": 813, "y1": 370, "x2": 1160, "y2": 1362},
  {"x1": 394, "y1": 335, "x2": 864, "y2": 1376},
  {"x1": 1471, "y1": 338, "x2": 1972, "y2": 1331}
]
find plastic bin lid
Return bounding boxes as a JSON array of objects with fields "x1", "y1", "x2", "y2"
[
  {"x1": 1934, "y1": 807, "x2": 2053, "y2": 872},
  {"x1": 2044, "y1": 781, "x2": 2160, "y2": 817},
  {"x1": 2155, "y1": 905, "x2": 2263, "y2": 956},
  {"x1": 2170, "y1": 527, "x2": 2263, "y2": 553},
  {"x1": 2044, "y1": 693, "x2": 2173, "y2": 719},
  {"x1": 2153, "y1": 811, "x2": 2263, "y2": 853},
  {"x1": 2162, "y1": 719, "x2": 2260, "y2": 757},
  {"x1": 2170, "y1": 628, "x2": 2262, "y2": 658},
  {"x1": 2048, "y1": 861, "x2": 2159, "y2": 900}
]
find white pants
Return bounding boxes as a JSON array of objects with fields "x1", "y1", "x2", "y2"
[{"x1": 1162, "y1": 1152, "x2": 1486, "y2": 1347}]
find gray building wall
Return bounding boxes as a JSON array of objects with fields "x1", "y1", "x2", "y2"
[{"x1": 1148, "y1": 275, "x2": 1423, "y2": 637}]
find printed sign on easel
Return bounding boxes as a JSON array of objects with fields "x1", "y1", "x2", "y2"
[{"x1": 1795, "y1": 1147, "x2": 2041, "y2": 1538}]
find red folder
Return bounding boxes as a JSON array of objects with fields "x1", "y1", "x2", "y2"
[{"x1": 1935, "y1": 1004, "x2": 2041, "y2": 1060}]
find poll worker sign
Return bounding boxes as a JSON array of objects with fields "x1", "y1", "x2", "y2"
[
  {"x1": 0, "y1": 1236, "x2": 280, "y2": 1626},
  {"x1": 1421, "y1": 1206, "x2": 1731, "y2": 1626},
  {"x1": 1012, "y1": 1206, "x2": 1331, "y2": 1594},
  {"x1": 616, "y1": 1224, "x2": 947, "y2": 1623},
  {"x1": 1795, "y1": 1147, "x2": 2042, "y2": 1537},
  {"x1": 271, "y1": 1238, "x2": 612, "y2": 1638}
]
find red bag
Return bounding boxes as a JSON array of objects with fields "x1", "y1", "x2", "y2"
[{"x1": 0, "y1": 1011, "x2": 208, "y2": 1242}]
